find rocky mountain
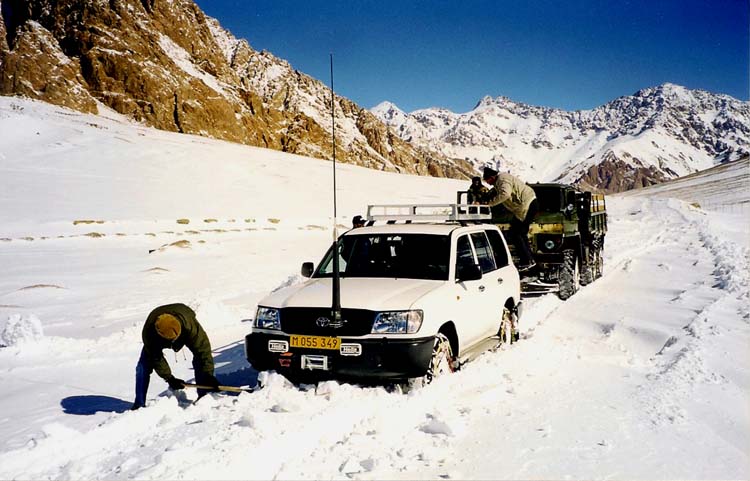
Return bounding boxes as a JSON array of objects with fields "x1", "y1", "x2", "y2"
[
  {"x1": 372, "y1": 84, "x2": 750, "y2": 192},
  {"x1": 0, "y1": 0, "x2": 471, "y2": 178}
]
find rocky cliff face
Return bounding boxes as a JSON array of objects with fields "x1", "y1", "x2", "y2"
[
  {"x1": 0, "y1": 0, "x2": 471, "y2": 178},
  {"x1": 373, "y1": 84, "x2": 750, "y2": 192}
]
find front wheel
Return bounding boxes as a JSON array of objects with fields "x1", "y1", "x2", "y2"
[
  {"x1": 406, "y1": 333, "x2": 456, "y2": 390},
  {"x1": 558, "y1": 249, "x2": 580, "y2": 300}
]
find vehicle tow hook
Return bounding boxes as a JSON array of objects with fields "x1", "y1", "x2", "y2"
[{"x1": 279, "y1": 358, "x2": 292, "y2": 367}]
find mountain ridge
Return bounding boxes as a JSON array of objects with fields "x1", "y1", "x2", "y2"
[{"x1": 372, "y1": 83, "x2": 750, "y2": 192}]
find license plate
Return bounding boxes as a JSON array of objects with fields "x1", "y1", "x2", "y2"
[{"x1": 290, "y1": 335, "x2": 341, "y2": 350}]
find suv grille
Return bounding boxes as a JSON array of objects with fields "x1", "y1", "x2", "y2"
[{"x1": 280, "y1": 308, "x2": 376, "y2": 336}]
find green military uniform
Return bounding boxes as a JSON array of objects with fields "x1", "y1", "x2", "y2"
[
  {"x1": 133, "y1": 303, "x2": 216, "y2": 409},
  {"x1": 141, "y1": 303, "x2": 214, "y2": 380}
]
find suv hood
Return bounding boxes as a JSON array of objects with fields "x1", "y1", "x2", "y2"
[{"x1": 259, "y1": 277, "x2": 442, "y2": 311}]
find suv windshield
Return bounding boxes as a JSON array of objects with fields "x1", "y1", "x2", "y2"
[{"x1": 315, "y1": 233, "x2": 450, "y2": 281}]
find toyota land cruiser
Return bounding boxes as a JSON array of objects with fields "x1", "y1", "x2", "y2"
[{"x1": 244, "y1": 204, "x2": 523, "y2": 386}]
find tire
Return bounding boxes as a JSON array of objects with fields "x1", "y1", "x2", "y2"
[
  {"x1": 406, "y1": 333, "x2": 456, "y2": 390},
  {"x1": 580, "y1": 247, "x2": 595, "y2": 286},
  {"x1": 498, "y1": 306, "x2": 519, "y2": 345},
  {"x1": 558, "y1": 249, "x2": 580, "y2": 300},
  {"x1": 593, "y1": 248, "x2": 604, "y2": 279}
]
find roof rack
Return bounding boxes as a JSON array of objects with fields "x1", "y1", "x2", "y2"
[{"x1": 366, "y1": 203, "x2": 491, "y2": 223}]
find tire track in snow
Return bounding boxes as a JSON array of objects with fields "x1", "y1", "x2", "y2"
[{"x1": 634, "y1": 199, "x2": 750, "y2": 429}]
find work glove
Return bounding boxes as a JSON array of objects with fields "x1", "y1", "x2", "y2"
[
  {"x1": 204, "y1": 374, "x2": 220, "y2": 392},
  {"x1": 167, "y1": 376, "x2": 186, "y2": 390}
]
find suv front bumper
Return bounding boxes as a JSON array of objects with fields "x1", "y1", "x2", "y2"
[{"x1": 245, "y1": 332, "x2": 434, "y2": 381}]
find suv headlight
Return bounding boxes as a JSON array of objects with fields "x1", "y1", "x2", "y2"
[
  {"x1": 372, "y1": 310, "x2": 423, "y2": 334},
  {"x1": 254, "y1": 307, "x2": 281, "y2": 330}
]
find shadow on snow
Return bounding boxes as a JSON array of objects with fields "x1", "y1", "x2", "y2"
[{"x1": 60, "y1": 395, "x2": 132, "y2": 415}]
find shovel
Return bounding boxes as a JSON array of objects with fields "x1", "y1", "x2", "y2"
[{"x1": 183, "y1": 382, "x2": 257, "y2": 393}]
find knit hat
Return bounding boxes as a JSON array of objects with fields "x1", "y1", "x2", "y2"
[
  {"x1": 155, "y1": 313, "x2": 181, "y2": 341},
  {"x1": 482, "y1": 167, "x2": 498, "y2": 181}
]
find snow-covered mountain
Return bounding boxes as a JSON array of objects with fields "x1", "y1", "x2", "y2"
[
  {"x1": 0, "y1": 0, "x2": 471, "y2": 178},
  {"x1": 372, "y1": 84, "x2": 750, "y2": 192}
]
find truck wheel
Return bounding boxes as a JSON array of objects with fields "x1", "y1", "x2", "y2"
[
  {"x1": 558, "y1": 249, "x2": 580, "y2": 300},
  {"x1": 498, "y1": 307, "x2": 519, "y2": 344},
  {"x1": 594, "y1": 248, "x2": 604, "y2": 279},
  {"x1": 406, "y1": 333, "x2": 455, "y2": 390},
  {"x1": 580, "y1": 248, "x2": 595, "y2": 286}
]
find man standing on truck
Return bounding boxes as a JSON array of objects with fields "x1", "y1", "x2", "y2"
[
  {"x1": 131, "y1": 303, "x2": 219, "y2": 410},
  {"x1": 482, "y1": 166, "x2": 538, "y2": 272}
]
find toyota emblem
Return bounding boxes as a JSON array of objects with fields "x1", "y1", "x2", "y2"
[{"x1": 316, "y1": 316, "x2": 345, "y2": 328}]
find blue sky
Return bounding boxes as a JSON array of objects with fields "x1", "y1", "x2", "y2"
[{"x1": 195, "y1": 0, "x2": 749, "y2": 113}]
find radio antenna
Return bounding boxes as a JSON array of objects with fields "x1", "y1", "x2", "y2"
[{"x1": 330, "y1": 53, "x2": 342, "y2": 323}]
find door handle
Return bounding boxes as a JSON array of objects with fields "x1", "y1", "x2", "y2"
[
  {"x1": 497, "y1": 277, "x2": 504, "y2": 284},
  {"x1": 478, "y1": 285, "x2": 485, "y2": 292}
]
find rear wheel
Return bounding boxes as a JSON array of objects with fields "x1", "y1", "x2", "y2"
[
  {"x1": 498, "y1": 306, "x2": 519, "y2": 344},
  {"x1": 580, "y1": 247, "x2": 595, "y2": 286},
  {"x1": 593, "y1": 248, "x2": 604, "y2": 279},
  {"x1": 558, "y1": 249, "x2": 580, "y2": 300},
  {"x1": 406, "y1": 333, "x2": 456, "y2": 390}
]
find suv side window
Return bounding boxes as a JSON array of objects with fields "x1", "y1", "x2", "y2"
[
  {"x1": 456, "y1": 235, "x2": 475, "y2": 270},
  {"x1": 486, "y1": 229, "x2": 509, "y2": 268},
  {"x1": 471, "y1": 232, "x2": 497, "y2": 273}
]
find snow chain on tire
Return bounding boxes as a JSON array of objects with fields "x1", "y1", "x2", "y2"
[
  {"x1": 406, "y1": 333, "x2": 455, "y2": 391},
  {"x1": 499, "y1": 307, "x2": 519, "y2": 345}
]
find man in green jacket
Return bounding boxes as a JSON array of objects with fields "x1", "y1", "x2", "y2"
[
  {"x1": 482, "y1": 166, "x2": 539, "y2": 271},
  {"x1": 132, "y1": 303, "x2": 219, "y2": 409}
]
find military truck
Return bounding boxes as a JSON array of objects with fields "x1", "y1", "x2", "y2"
[{"x1": 459, "y1": 183, "x2": 607, "y2": 299}]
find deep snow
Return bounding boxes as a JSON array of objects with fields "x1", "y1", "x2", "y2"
[{"x1": 0, "y1": 98, "x2": 748, "y2": 480}]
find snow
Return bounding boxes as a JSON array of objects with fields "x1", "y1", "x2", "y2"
[
  {"x1": 205, "y1": 17, "x2": 241, "y2": 65},
  {"x1": 0, "y1": 313, "x2": 45, "y2": 347},
  {"x1": 621, "y1": 156, "x2": 750, "y2": 215},
  {"x1": 0, "y1": 96, "x2": 748, "y2": 479},
  {"x1": 156, "y1": 33, "x2": 227, "y2": 96}
]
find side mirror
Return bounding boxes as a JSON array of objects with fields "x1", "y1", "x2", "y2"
[
  {"x1": 457, "y1": 262, "x2": 483, "y2": 282},
  {"x1": 301, "y1": 262, "x2": 314, "y2": 278}
]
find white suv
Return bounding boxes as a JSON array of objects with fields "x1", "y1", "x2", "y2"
[{"x1": 245, "y1": 217, "x2": 522, "y2": 385}]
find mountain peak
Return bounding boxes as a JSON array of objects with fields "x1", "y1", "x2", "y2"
[
  {"x1": 372, "y1": 100, "x2": 403, "y2": 114},
  {"x1": 371, "y1": 101, "x2": 407, "y2": 122},
  {"x1": 473, "y1": 95, "x2": 513, "y2": 110}
]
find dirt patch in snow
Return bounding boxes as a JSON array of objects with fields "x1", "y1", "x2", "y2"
[
  {"x1": 143, "y1": 267, "x2": 170, "y2": 273},
  {"x1": 18, "y1": 284, "x2": 65, "y2": 291}
]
